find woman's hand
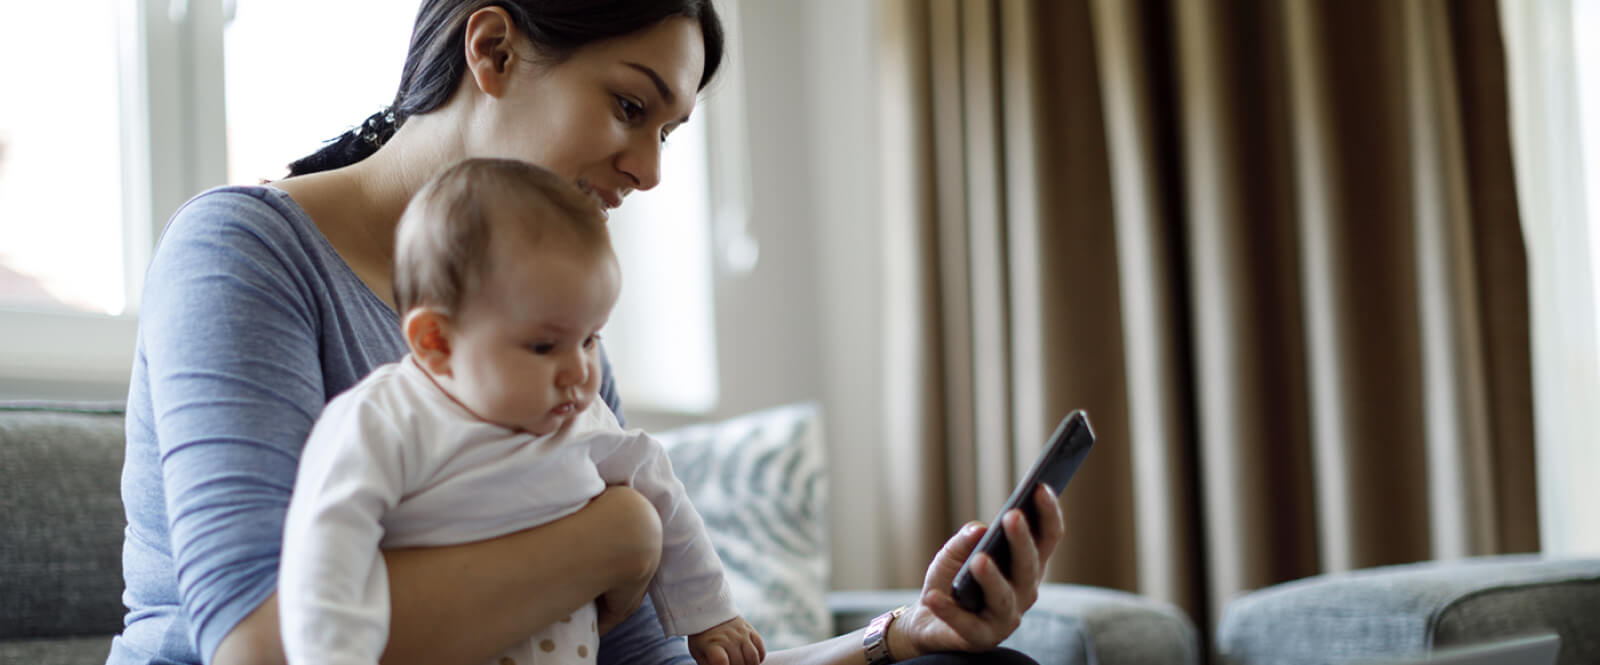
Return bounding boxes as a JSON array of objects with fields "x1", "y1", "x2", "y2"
[{"x1": 889, "y1": 484, "x2": 1065, "y2": 659}]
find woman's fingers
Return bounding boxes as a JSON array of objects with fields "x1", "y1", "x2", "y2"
[
  {"x1": 1001, "y1": 508, "x2": 1041, "y2": 609},
  {"x1": 921, "y1": 557, "x2": 1001, "y2": 646},
  {"x1": 984, "y1": 518, "x2": 1025, "y2": 619},
  {"x1": 925, "y1": 522, "x2": 986, "y2": 590},
  {"x1": 1032, "y1": 483, "x2": 1065, "y2": 563}
]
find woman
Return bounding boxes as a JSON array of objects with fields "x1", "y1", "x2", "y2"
[{"x1": 110, "y1": 2, "x2": 1064, "y2": 664}]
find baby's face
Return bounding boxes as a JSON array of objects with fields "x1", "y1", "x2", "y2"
[{"x1": 443, "y1": 241, "x2": 620, "y2": 436}]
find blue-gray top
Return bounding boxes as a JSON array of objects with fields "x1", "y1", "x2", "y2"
[{"x1": 109, "y1": 186, "x2": 689, "y2": 665}]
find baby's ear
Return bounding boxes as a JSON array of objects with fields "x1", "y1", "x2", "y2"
[{"x1": 403, "y1": 308, "x2": 454, "y2": 376}]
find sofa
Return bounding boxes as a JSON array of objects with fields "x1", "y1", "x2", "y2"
[
  {"x1": 1217, "y1": 554, "x2": 1600, "y2": 665},
  {"x1": 0, "y1": 401, "x2": 1201, "y2": 665}
]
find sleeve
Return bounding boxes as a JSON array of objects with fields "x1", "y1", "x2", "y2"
[
  {"x1": 138, "y1": 192, "x2": 331, "y2": 662},
  {"x1": 597, "y1": 599, "x2": 695, "y2": 665},
  {"x1": 593, "y1": 347, "x2": 700, "y2": 664},
  {"x1": 599, "y1": 344, "x2": 625, "y2": 427},
  {"x1": 592, "y1": 432, "x2": 739, "y2": 637},
  {"x1": 279, "y1": 393, "x2": 407, "y2": 665}
]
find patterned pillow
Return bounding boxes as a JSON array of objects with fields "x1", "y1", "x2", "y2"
[{"x1": 656, "y1": 403, "x2": 832, "y2": 649}]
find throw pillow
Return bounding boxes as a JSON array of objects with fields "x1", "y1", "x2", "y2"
[{"x1": 656, "y1": 402, "x2": 832, "y2": 649}]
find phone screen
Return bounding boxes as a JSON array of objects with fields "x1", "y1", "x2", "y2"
[{"x1": 950, "y1": 411, "x2": 1094, "y2": 613}]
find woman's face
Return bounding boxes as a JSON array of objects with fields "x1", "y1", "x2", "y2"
[{"x1": 478, "y1": 16, "x2": 705, "y2": 215}]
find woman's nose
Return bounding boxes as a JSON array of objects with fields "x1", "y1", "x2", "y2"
[{"x1": 617, "y1": 135, "x2": 662, "y2": 192}]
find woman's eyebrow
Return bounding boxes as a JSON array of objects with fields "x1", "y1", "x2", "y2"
[{"x1": 624, "y1": 62, "x2": 678, "y2": 105}]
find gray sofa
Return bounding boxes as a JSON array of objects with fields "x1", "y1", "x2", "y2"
[
  {"x1": 0, "y1": 402, "x2": 1200, "y2": 665},
  {"x1": 1217, "y1": 555, "x2": 1600, "y2": 665}
]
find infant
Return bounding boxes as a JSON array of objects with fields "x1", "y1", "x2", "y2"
[{"x1": 279, "y1": 158, "x2": 764, "y2": 665}]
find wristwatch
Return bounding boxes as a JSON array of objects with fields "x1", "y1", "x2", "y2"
[{"x1": 862, "y1": 605, "x2": 907, "y2": 665}]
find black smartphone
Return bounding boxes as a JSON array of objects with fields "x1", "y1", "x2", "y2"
[{"x1": 950, "y1": 410, "x2": 1095, "y2": 613}]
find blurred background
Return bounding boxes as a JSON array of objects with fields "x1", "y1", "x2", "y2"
[{"x1": 2, "y1": 0, "x2": 1597, "y2": 631}]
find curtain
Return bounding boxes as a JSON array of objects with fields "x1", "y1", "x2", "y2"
[{"x1": 875, "y1": 0, "x2": 1540, "y2": 630}]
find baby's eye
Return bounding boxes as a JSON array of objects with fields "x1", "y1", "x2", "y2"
[
  {"x1": 582, "y1": 334, "x2": 599, "y2": 349},
  {"x1": 528, "y1": 342, "x2": 555, "y2": 355}
]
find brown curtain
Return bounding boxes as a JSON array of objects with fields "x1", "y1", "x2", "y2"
[{"x1": 876, "y1": 0, "x2": 1540, "y2": 630}]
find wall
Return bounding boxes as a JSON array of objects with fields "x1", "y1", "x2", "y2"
[{"x1": 629, "y1": 0, "x2": 890, "y2": 590}]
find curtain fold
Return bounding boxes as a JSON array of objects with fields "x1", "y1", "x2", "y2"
[{"x1": 876, "y1": 0, "x2": 1540, "y2": 628}]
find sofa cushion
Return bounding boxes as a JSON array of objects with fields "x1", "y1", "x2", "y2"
[
  {"x1": 657, "y1": 403, "x2": 831, "y2": 650},
  {"x1": 0, "y1": 402, "x2": 128, "y2": 639},
  {"x1": 0, "y1": 636, "x2": 115, "y2": 665},
  {"x1": 1217, "y1": 554, "x2": 1600, "y2": 665}
]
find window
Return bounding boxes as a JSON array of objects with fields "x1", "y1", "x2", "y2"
[
  {"x1": 606, "y1": 113, "x2": 720, "y2": 413},
  {"x1": 1500, "y1": 0, "x2": 1600, "y2": 556},
  {"x1": 2, "y1": 0, "x2": 734, "y2": 413},
  {"x1": 0, "y1": 1, "x2": 127, "y2": 315},
  {"x1": 224, "y1": 0, "x2": 420, "y2": 183}
]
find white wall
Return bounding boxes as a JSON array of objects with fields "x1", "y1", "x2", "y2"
[{"x1": 628, "y1": 0, "x2": 890, "y2": 590}]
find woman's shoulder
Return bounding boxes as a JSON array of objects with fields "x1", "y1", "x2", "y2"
[
  {"x1": 153, "y1": 184, "x2": 343, "y2": 277},
  {"x1": 168, "y1": 183, "x2": 303, "y2": 229}
]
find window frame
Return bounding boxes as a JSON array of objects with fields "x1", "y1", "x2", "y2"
[
  {"x1": 3, "y1": 0, "x2": 740, "y2": 415},
  {"x1": 0, "y1": 0, "x2": 229, "y2": 395}
]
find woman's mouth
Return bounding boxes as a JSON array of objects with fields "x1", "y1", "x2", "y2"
[{"x1": 575, "y1": 180, "x2": 623, "y2": 215}]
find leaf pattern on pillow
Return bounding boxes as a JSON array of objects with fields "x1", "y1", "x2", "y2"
[{"x1": 658, "y1": 403, "x2": 830, "y2": 649}]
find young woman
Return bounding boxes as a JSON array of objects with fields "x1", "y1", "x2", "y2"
[{"x1": 109, "y1": 2, "x2": 1064, "y2": 665}]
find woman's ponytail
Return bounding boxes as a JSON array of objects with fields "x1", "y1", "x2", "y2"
[{"x1": 286, "y1": 109, "x2": 398, "y2": 177}]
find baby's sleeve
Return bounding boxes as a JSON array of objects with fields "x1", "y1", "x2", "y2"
[
  {"x1": 593, "y1": 431, "x2": 738, "y2": 637},
  {"x1": 279, "y1": 391, "x2": 408, "y2": 665}
]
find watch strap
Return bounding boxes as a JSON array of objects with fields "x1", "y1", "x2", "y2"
[{"x1": 862, "y1": 605, "x2": 907, "y2": 665}]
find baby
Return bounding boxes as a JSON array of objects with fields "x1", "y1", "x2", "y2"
[{"x1": 279, "y1": 158, "x2": 764, "y2": 665}]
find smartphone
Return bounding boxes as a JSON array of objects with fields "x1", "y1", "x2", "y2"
[{"x1": 950, "y1": 410, "x2": 1095, "y2": 613}]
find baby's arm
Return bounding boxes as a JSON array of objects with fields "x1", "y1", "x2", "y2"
[
  {"x1": 279, "y1": 395, "x2": 408, "y2": 665},
  {"x1": 590, "y1": 426, "x2": 741, "y2": 638},
  {"x1": 688, "y1": 617, "x2": 767, "y2": 665}
]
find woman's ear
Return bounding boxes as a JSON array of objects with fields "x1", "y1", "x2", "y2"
[
  {"x1": 463, "y1": 6, "x2": 520, "y2": 99},
  {"x1": 403, "y1": 308, "x2": 455, "y2": 376}
]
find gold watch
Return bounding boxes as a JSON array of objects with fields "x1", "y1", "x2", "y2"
[{"x1": 862, "y1": 605, "x2": 907, "y2": 665}]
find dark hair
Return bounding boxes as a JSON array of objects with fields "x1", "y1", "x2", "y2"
[
  {"x1": 393, "y1": 157, "x2": 610, "y2": 316},
  {"x1": 288, "y1": 0, "x2": 725, "y2": 177}
]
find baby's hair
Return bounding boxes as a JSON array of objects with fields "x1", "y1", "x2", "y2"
[{"x1": 393, "y1": 157, "x2": 610, "y2": 316}]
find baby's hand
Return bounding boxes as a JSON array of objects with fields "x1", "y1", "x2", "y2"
[{"x1": 687, "y1": 617, "x2": 766, "y2": 665}]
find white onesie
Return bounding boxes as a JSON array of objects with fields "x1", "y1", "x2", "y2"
[{"x1": 279, "y1": 357, "x2": 737, "y2": 665}]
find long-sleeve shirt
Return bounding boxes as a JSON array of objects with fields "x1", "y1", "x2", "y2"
[
  {"x1": 109, "y1": 186, "x2": 696, "y2": 665},
  {"x1": 279, "y1": 357, "x2": 737, "y2": 665}
]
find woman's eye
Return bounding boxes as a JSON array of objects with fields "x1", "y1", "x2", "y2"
[
  {"x1": 617, "y1": 96, "x2": 645, "y2": 121},
  {"x1": 529, "y1": 342, "x2": 555, "y2": 355}
]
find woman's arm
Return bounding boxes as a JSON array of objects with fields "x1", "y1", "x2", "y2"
[{"x1": 215, "y1": 485, "x2": 663, "y2": 665}]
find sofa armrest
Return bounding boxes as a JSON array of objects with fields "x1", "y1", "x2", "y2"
[
  {"x1": 827, "y1": 584, "x2": 1200, "y2": 665},
  {"x1": 1216, "y1": 555, "x2": 1600, "y2": 665}
]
